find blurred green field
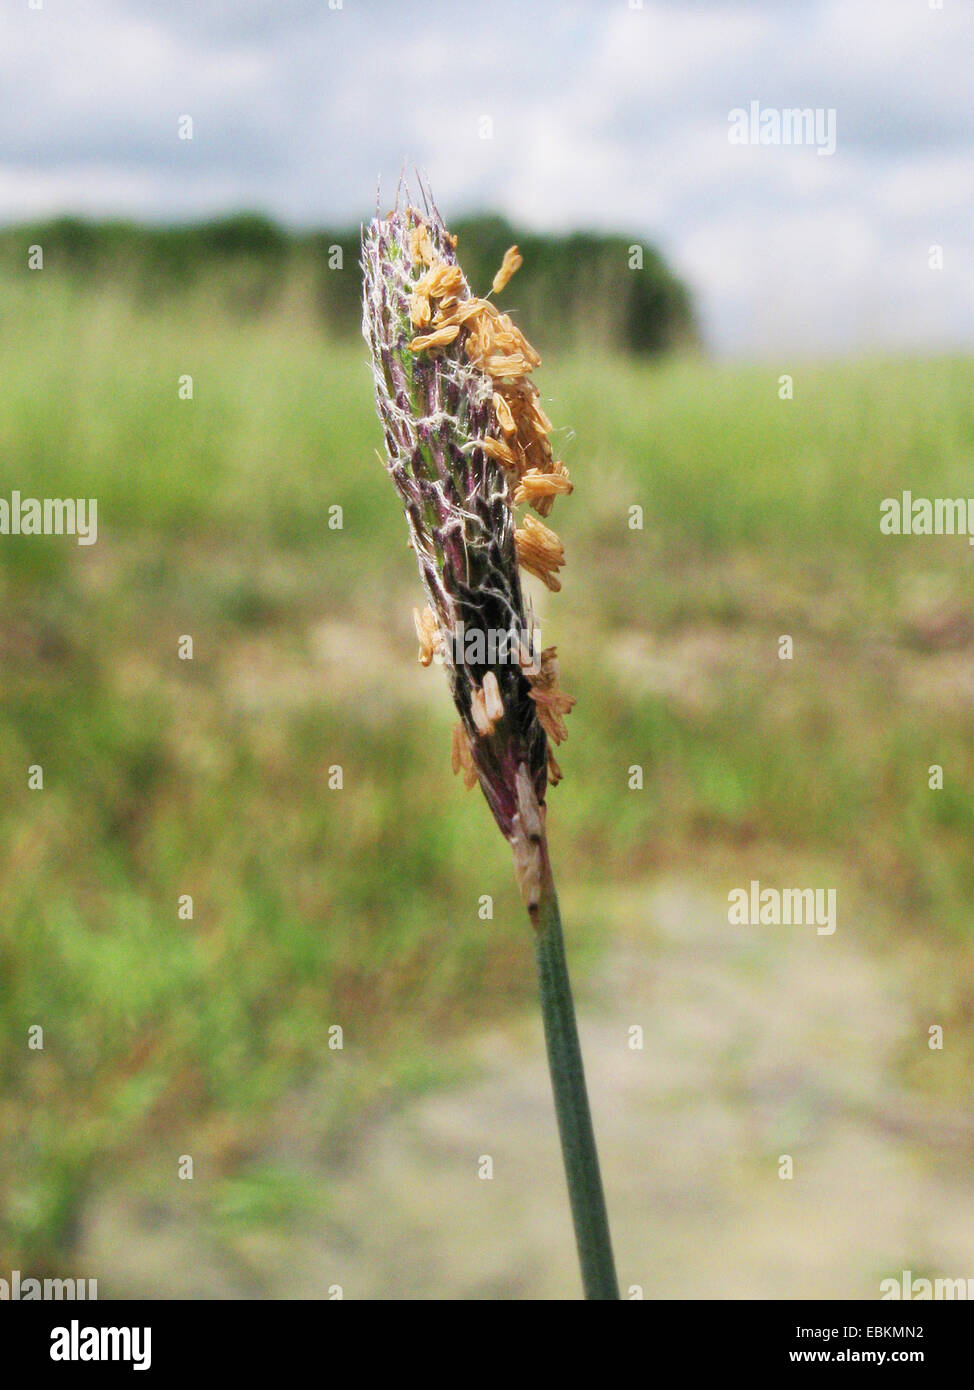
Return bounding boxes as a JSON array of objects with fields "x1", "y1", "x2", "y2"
[{"x1": 2, "y1": 270, "x2": 973, "y2": 1272}]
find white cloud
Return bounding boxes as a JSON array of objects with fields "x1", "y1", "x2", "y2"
[{"x1": 0, "y1": 0, "x2": 971, "y2": 358}]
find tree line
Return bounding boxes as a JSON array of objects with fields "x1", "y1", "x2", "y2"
[{"x1": 0, "y1": 212, "x2": 700, "y2": 357}]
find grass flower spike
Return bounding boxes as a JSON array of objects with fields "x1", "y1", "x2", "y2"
[
  {"x1": 362, "y1": 181, "x2": 618, "y2": 1299},
  {"x1": 361, "y1": 186, "x2": 572, "y2": 907}
]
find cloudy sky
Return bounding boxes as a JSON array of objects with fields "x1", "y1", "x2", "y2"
[{"x1": 2, "y1": 0, "x2": 972, "y2": 357}]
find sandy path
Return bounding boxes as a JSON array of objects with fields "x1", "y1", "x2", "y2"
[{"x1": 78, "y1": 878, "x2": 974, "y2": 1299}]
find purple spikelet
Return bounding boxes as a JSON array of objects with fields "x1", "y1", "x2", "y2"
[{"x1": 362, "y1": 183, "x2": 574, "y2": 911}]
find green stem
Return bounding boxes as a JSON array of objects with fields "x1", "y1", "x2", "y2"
[{"x1": 532, "y1": 847, "x2": 619, "y2": 1300}]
